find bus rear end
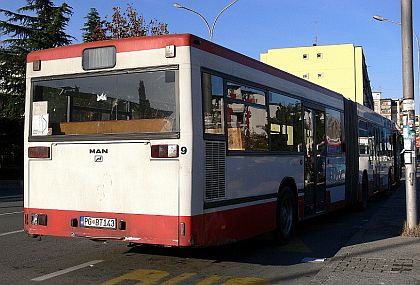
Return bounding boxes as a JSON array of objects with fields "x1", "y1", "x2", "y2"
[{"x1": 24, "y1": 36, "x2": 193, "y2": 246}]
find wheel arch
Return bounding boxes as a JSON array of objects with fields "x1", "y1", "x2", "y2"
[{"x1": 279, "y1": 177, "x2": 298, "y2": 198}]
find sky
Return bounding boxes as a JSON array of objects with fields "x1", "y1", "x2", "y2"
[{"x1": 0, "y1": 0, "x2": 419, "y2": 105}]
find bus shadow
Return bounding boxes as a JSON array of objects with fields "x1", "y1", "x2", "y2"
[
  {"x1": 125, "y1": 188, "x2": 402, "y2": 266},
  {"x1": 0, "y1": 196, "x2": 23, "y2": 203}
]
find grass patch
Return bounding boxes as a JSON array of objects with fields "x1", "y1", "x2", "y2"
[{"x1": 402, "y1": 222, "x2": 420, "y2": 237}]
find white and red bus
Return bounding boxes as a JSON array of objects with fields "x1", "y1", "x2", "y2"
[{"x1": 24, "y1": 34, "x2": 400, "y2": 246}]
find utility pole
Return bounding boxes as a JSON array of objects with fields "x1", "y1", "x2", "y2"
[{"x1": 401, "y1": 0, "x2": 418, "y2": 229}]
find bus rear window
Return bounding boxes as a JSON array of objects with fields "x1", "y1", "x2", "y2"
[{"x1": 31, "y1": 70, "x2": 178, "y2": 136}]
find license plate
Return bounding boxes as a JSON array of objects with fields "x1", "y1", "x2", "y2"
[{"x1": 80, "y1": 216, "x2": 116, "y2": 229}]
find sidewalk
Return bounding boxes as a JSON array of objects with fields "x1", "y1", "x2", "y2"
[{"x1": 311, "y1": 184, "x2": 420, "y2": 285}]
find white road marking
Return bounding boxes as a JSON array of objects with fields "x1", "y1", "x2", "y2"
[
  {"x1": 0, "y1": 211, "x2": 23, "y2": 216},
  {"x1": 31, "y1": 260, "x2": 104, "y2": 282},
  {"x1": 301, "y1": 257, "x2": 326, "y2": 263},
  {"x1": 0, "y1": 229, "x2": 24, "y2": 237}
]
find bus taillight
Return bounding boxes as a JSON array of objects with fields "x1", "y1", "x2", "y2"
[
  {"x1": 151, "y1": 144, "x2": 179, "y2": 158},
  {"x1": 28, "y1": 147, "x2": 50, "y2": 158}
]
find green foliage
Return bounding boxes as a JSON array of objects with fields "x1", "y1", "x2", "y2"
[
  {"x1": 0, "y1": 0, "x2": 73, "y2": 120},
  {"x1": 0, "y1": 47, "x2": 26, "y2": 120},
  {"x1": 82, "y1": 4, "x2": 169, "y2": 42},
  {"x1": 82, "y1": 8, "x2": 107, "y2": 42}
]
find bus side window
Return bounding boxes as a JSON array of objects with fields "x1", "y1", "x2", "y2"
[
  {"x1": 202, "y1": 73, "x2": 224, "y2": 135},
  {"x1": 226, "y1": 83, "x2": 268, "y2": 151},
  {"x1": 268, "y1": 91, "x2": 302, "y2": 153},
  {"x1": 358, "y1": 120, "x2": 368, "y2": 155}
]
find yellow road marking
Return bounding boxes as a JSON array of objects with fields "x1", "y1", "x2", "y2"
[
  {"x1": 161, "y1": 273, "x2": 197, "y2": 285},
  {"x1": 100, "y1": 269, "x2": 169, "y2": 285},
  {"x1": 196, "y1": 274, "x2": 224, "y2": 285},
  {"x1": 101, "y1": 269, "x2": 271, "y2": 285},
  {"x1": 277, "y1": 237, "x2": 311, "y2": 253},
  {"x1": 223, "y1": 277, "x2": 269, "y2": 285}
]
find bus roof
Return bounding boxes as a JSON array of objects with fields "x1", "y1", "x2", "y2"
[{"x1": 27, "y1": 33, "x2": 342, "y2": 100}]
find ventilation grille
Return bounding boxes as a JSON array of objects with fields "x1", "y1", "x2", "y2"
[{"x1": 205, "y1": 141, "x2": 226, "y2": 201}]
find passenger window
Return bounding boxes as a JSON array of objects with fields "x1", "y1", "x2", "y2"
[
  {"x1": 326, "y1": 109, "x2": 343, "y2": 155},
  {"x1": 268, "y1": 92, "x2": 302, "y2": 152},
  {"x1": 226, "y1": 82, "x2": 268, "y2": 151},
  {"x1": 202, "y1": 73, "x2": 224, "y2": 135},
  {"x1": 227, "y1": 83, "x2": 266, "y2": 105},
  {"x1": 358, "y1": 120, "x2": 369, "y2": 155}
]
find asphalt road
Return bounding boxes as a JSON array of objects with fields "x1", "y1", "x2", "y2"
[{"x1": 0, "y1": 191, "x2": 393, "y2": 285}]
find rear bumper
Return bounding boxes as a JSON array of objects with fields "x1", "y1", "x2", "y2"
[
  {"x1": 24, "y1": 208, "x2": 181, "y2": 246},
  {"x1": 24, "y1": 201, "x2": 277, "y2": 247}
]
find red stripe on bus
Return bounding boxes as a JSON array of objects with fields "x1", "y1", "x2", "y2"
[
  {"x1": 24, "y1": 208, "x2": 179, "y2": 246},
  {"x1": 27, "y1": 34, "x2": 193, "y2": 63},
  {"x1": 24, "y1": 202, "x2": 277, "y2": 247},
  {"x1": 183, "y1": 202, "x2": 277, "y2": 246}
]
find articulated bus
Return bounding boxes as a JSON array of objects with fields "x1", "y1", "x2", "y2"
[{"x1": 24, "y1": 34, "x2": 400, "y2": 246}]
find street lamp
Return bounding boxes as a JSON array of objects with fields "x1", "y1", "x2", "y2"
[
  {"x1": 373, "y1": 15, "x2": 402, "y2": 25},
  {"x1": 173, "y1": 0, "x2": 238, "y2": 41},
  {"x1": 373, "y1": 15, "x2": 420, "y2": 120},
  {"x1": 374, "y1": 4, "x2": 418, "y2": 229}
]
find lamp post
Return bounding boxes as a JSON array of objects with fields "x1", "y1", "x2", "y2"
[
  {"x1": 373, "y1": 15, "x2": 420, "y2": 110},
  {"x1": 174, "y1": 0, "x2": 238, "y2": 42},
  {"x1": 373, "y1": 1, "x2": 418, "y2": 229}
]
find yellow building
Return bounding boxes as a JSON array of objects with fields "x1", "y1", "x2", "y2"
[{"x1": 260, "y1": 44, "x2": 374, "y2": 109}]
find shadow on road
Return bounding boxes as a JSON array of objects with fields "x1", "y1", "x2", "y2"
[
  {"x1": 0, "y1": 196, "x2": 23, "y2": 203},
  {"x1": 124, "y1": 187, "x2": 400, "y2": 267}
]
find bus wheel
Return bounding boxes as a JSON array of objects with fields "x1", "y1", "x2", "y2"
[
  {"x1": 275, "y1": 187, "x2": 296, "y2": 244},
  {"x1": 361, "y1": 173, "x2": 368, "y2": 210}
]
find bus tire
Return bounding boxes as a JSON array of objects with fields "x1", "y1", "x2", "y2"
[{"x1": 275, "y1": 186, "x2": 296, "y2": 245}]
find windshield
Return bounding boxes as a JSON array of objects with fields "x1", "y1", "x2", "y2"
[{"x1": 31, "y1": 69, "x2": 178, "y2": 137}]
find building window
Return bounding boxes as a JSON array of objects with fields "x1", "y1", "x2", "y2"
[
  {"x1": 317, "y1": 53, "x2": 323, "y2": 59},
  {"x1": 303, "y1": 54, "x2": 309, "y2": 59}
]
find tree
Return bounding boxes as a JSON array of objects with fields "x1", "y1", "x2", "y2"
[
  {"x1": 106, "y1": 4, "x2": 169, "y2": 39},
  {"x1": 82, "y1": 4, "x2": 169, "y2": 42},
  {"x1": 82, "y1": 8, "x2": 106, "y2": 42},
  {"x1": 0, "y1": 48, "x2": 25, "y2": 120},
  {"x1": 0, "y1": 0, "x2": 73, "y2": 120},
  {"x1": 106, "y1": 6, "x2": 129, "y2": 39},
  {"x1": 123, "y1": 4, "x2": 169, "y2": 37}
]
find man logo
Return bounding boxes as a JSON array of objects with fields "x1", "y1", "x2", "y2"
[
  {"x1": 94, "y1": 155, "x2": 103, "y2": 162},
  {"x1": 90, "y1": 149, "x2": 108, "y2": 154}
]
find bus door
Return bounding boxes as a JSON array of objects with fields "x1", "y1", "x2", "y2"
[
  {"x1": 304, "y1": 108, "x2": 326, "y2": 215},
  {"x1": 373, "y1": 126, "x2": 381, "y2": 192}
]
